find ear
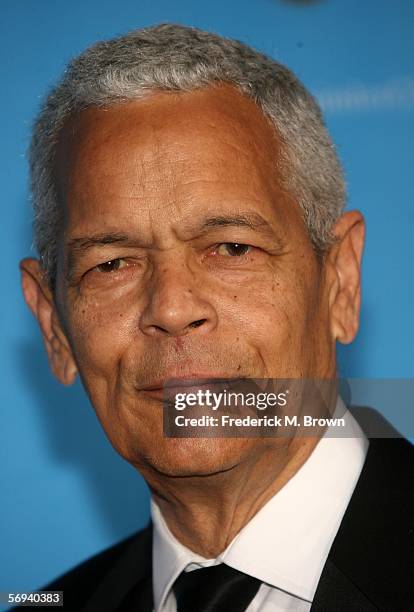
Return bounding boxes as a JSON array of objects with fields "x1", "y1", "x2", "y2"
[
  {"x1": 20, "y1": 258, "x2": 78, "y2": 385},
  {"x1": 326, "y1": 211, "x2": 366, "y2": 344}
]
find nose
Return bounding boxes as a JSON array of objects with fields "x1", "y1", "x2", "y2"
[{"x1": 139, "y1": 258, "x2": 218, "y2": 338}]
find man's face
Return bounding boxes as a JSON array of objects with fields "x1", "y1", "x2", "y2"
[{"x1": 23, "y1": 86, "x2": 360, "y2": 478}]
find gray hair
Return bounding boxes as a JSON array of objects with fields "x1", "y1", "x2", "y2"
[{"x1": 29, "y1": 23, "x2": 346, "y2": 286}]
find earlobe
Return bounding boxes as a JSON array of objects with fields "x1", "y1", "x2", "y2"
[
  {"x1": 327, "y1": 211, "x2": 366, "y2": 345},
  {"x1": 20, "y1": 258, "x2": 78, "y2": 386}
]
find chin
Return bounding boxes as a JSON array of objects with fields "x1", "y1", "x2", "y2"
[{"x1": 128, "y1": 437, "x2": 255, "y2": 478}]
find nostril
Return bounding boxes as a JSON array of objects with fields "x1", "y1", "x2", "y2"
[{"x1": 189, "y1": 319, "x2": 206, "y2": 329}]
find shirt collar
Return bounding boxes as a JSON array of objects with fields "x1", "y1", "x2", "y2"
[{"x1": 151, "y1": 398, "x2": 368, "y2": 610}]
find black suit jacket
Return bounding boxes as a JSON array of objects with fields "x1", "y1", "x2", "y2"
[{"x1": 17, "y1": 409, "x2": 414, "y2": 611}]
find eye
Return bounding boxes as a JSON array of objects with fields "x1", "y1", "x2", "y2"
[
  {"x1": 216, "y1": 243, "x2": 252, "y2": 257},
  {"x1": 95, "y1": 258, "x2": 128, "y2": 273}
]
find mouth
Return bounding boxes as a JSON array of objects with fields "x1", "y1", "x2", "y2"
[{"x1": 139, "y1": 375, "x2": 245, "y2": 401}]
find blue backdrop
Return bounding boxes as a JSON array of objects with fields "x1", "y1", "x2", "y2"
[{"x1": 2, "y1": 0, "x2": 413, "y2": 604}]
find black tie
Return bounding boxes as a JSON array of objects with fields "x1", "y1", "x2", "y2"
[{"x1": 172, "y1": 563, "x2": 262, "y2": 612}]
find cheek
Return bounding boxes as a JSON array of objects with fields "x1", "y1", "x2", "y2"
[
  {"x1": 65, "y1": 291, "x2": 138, "y2": 382},
  {"x1": 221, "y1": 267, "x2": 323, "y2": 375}
]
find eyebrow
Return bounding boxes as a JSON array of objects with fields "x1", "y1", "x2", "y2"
[
  {"x1": 67, "y1": 232, "x2": 138, "y2": 254},
  {"x1": 203, "y1": 213, "x2": 273, "y2": 232},
  {"x1": 198, "y1": 212, "x2": 286, "y2": 250}
]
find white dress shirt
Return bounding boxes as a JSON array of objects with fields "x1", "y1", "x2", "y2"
[{"x1": 151, "y1": 399, "x2": 369, "y2": 611}]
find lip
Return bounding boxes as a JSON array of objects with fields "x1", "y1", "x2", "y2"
[{"x1": 139, "y1": 375, "x2": 244, "y2": 401}]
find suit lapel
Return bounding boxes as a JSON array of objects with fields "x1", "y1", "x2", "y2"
[
  {"x1": 312, "y1": 430, "x2": 414, "y2": 611},
  {"x1": 311, "y1": 559, "x2": 377, "y2": 611},
  {"x1": 83, "y1": 523, "x2": 153, "y2": 611}
]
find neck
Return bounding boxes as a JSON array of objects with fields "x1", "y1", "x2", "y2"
[{"x1": 145, "y1": 436, "x2": 320, "y2": 558}]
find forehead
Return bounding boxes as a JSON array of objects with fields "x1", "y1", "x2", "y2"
[{"x1": 55, "y1": 85, "x2": 297, "y2": 237}]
